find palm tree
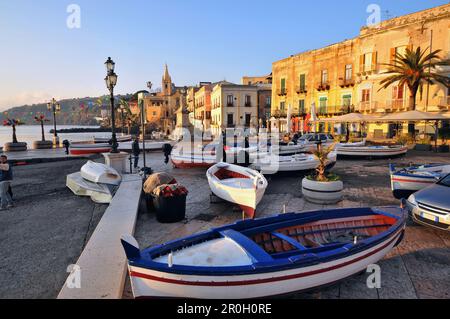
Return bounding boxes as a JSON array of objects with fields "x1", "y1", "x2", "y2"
[
  {"x1": 3, "y1": 119, "x2": 22, "y2": 143},
  {"x1": 34, "y1": 114, "x2": 49, "y2": 141},
  {"x1": 379, "y1": 46, "x2": 450, "y2": 110},
  {"x1": 312, "y1": 142, "x2": 336, "y2": 182}
]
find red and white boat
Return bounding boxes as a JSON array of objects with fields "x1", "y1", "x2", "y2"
[
  {"x1": 170, "y1": 143, "x2": 217, "y2": 168},
  {"x1": 206, "y1": 162, "x2": 268, "y2": 218},
  {"x1": 389, "y1": 163, "x2": 450, "y2": 199},
  {"x1": 121, "y1": 206, "x2": 407, "y2": 299},
  {"x1": 336, "y1": 145, "x2": 407, "y2": 157},
  {"x1": 69, "y1": 143, "x2": 112, "y2": 155}
]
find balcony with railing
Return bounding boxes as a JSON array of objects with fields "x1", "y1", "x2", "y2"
[
  {"x1": 386, "y1": 99, "x2": 407, "y2": 112},
  {"x1": 357, "y1": 64, "x2": 380, "y2": 76},
  {"x1": 356, "y1": 101, "x2": 378, "y2": 113},
  {"x1": 338, "y1": 78, "x2": 356, "y2": 88},
  {"x1": 316, "y1": 82, "x2": 330, "y2": 91},
  {"x1": 272, "y1": 109, "x2": 287, "y2": 118},
  {"x1": 277, "y1": 88, "x2": 288, "y2": 96},
  {"x1": 317, "y1": 105, "x2": 352, "y2": 116},
  {"x1": 226, "y1": 102, "x2": 234, "y2": 107},
  {"x1": 295, "y1": 85, "x2": 308, "y2": 94},
  {"x1": 244, "y1": 102, "x2": 252, "y2": 107}
]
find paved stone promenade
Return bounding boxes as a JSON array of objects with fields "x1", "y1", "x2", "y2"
[{"x1": 127, "y1": 150, "x2": 450, "y2": 299}]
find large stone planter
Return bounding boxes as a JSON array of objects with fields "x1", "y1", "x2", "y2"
[
  {"x1": 32, "y1": 140, "x2": 53, "y2": 149},
  {"x1": 414, "y1": 144, "x2": 432, "y2": 151},
  {"x1": 438, "y1": 145, "x2": 450, "y2": 153},
  {"x1": 302, "y1": 177, "x2": 343, "y2": 204},
  {"x1": 4, "y1": 142, "x2": 27, "y2": 152}
]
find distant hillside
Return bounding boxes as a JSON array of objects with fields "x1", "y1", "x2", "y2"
[{"x1": 0, "y1": 94, "x2": 132, "y2": 125}]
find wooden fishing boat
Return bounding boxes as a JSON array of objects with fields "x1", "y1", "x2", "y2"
[
  {"x1": 336, "y1": 145, "x2": 407, "y2": 157},
  {"x1": 80, "y1": 160, "x2": 122, "y2": 185},
  {"x1": 337, "y1": 139, "x2": 366, "y2": 148},
  {"x1": 271, "y1": 143, "x2": 307, "y2": 155},
  {"x1": 206, "y1": 163, "x2": 268, "y2": 218},
  {"x1": 251, "y1": 151, "x2": 337, "y2": 174},
  {"x1": 94, "y1": 135, "x2": 132, "y2": 143},
  {"x1": 121, "y1": 206, "x2": 407, "y2": 299},
  {"x1": 119, "y1": 140, "x2": 174, "y2": 152},
  {"x1": 69, "y1": 143, "x2": 112, "y2": 155},
  {"x1": 390, "y1": 163, "x2": 450, "y2": 199},
  {"x1": 171, "y1": 144, "x2": 217, "y2": 168}
]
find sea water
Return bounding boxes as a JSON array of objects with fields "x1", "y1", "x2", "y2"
[{"x1": 0, "y1": 125, "x2": 116, "y2": 147}]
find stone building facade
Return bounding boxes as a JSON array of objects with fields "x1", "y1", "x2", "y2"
[{"x1": 271, "y1": 4, "x2": 450, "y2": 137}]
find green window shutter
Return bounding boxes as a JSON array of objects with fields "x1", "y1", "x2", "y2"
[
  {"x1": 281, "y1": 78, "x2": 286, "y2": 90},
  {"x1": 300, "y1": 74, "x2": 306, "y2": 88}
]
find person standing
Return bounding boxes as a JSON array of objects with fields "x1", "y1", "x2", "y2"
[
  {"x1": 0, "y1": 155, "x2": 13, "y2": 210},
  {"x1": 163, "y1": 143, "x2": 173, "y2": 165},
  {"x1": 132, "y1": 137, "x2": 141, "y2": 170}
]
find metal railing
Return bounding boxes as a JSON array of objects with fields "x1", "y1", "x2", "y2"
[
  {"x1": 277, "y1": 89, "x2": 288, "y2": 96},
  {"x1": 295, "y1": 85, "x2": 308, "y2": 94},
  {"x1": 356, "y1": 101, "x2": 378, "y2": 113},
  {"x1": 386, "y1": 99, "x2": 406, "y2": 111}
]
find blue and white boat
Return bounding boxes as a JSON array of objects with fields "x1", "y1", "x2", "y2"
[
  {"x1": 390, "y1": 163, "x2": 450, "y2": 199},
  {"x1": 121, "y1": 206, "x2": 407, "y2": 299}
]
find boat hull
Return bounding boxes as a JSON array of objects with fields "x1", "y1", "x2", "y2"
[
  {"x1": 389, "y1": 164, "x2": 449, "y2": 199},
  {"x1": 252, "y1": 152, "x2": 337, "y2": 174},
  {"x1": 337, "y1": 146, "x2": 407, "y2": 157},
  {"x1": 171, "y1": 154, "x2": 216, "y2": 169},
  {"x1": 206, "y1": 163, "x2": 268, "y2": 218},
  {"x1": 69, "y1": 143, "x2": 112, "y2": 155},
  {"x1": 127, "y1": 228, "x2": 403, "y2": 299},
  {"x1": 80, "y1": 160, "x2": 121, "y2": 185}
]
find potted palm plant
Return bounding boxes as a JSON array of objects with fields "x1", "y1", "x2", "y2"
[
  {"x1": 3, "y1": 118, "x2": 27, "y2": 152},
  {"x1": 302, "y1": 142, "x2": 343, "y2": 204},
  {"x1": 414, "y1": 135, "x2": 432, "y2": 151},
  {"x1": 32, "y1": 114, "x2": 53, "y2": 149}
]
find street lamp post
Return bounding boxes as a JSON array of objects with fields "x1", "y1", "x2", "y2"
[
  {"x1": 47, "y1": 98, "x2": 61, "y2": 146},
  {"x1": 119, "y1": 104, "x2": 126, "y2": 135},
  {"x1": 104, "y1": 57, "x2": 119, "y2": 153}
]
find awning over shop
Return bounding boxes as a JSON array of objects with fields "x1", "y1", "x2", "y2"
[{"x1": 379, "y1": 110, "x2": 450, "y2": 122}]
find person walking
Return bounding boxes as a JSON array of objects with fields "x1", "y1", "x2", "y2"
[
  {"x1": 163, "y1": 143, "x2": 173, "y2": 165},
  {"x1": 0, "y1": 155, "x2": 14, "y2": 210},
  {"x1": 132, "y1": 137, "x2": 141, "y2": 171}
]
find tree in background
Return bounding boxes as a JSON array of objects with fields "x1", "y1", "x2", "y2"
[
  {"x1": 3, "y1": 119, "x2": 23, "y2": 143},
  {"x1": 380, "y1": 47, "x2": 450, "y2": 110},
  {"x1": 34, "y1": 114, "x2": 50, "y2": 141}
]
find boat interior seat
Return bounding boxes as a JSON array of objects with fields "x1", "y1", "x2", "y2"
[
  {"x1": 214, "y1": 168, "x2": 249, "y2": 180},
  {"x1": 220, "y1": 229, "x2": 273, "y2": 263}
]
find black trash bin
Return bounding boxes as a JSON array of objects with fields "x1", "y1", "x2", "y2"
[{"x1": 153, "y1": 194, "x2": 187, "y2": 223}]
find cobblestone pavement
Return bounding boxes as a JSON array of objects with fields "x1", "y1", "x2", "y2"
[
  {"x1": 128, "y1": 150, "x2": 450, "y2": 299},
  {"x1": 0, "y1": 159, "x2": 107, "y2": 298}
]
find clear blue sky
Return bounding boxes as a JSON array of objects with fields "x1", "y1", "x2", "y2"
[{"x1": 0, "y1": 0, "x2": 447, "y2": 110}]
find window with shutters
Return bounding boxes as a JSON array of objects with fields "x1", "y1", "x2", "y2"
[
  {"x1": 345, "y1": 64, "x2": 353, "y2": 81},
  {"x1": 280, "y1": 78, "x2": 286, "y2": 94},
  {"x1": 227, "y1": 95, "x2": 234, "y2": 107},
  {"x1": 298, "y1": 99, "x2": 305, "y2": 114},
  {"x1": 360, "y1": 52, "x2": 377, "y2": 73},
  {"x1": 299, "y1": 74, "x2": 306, "y2": 91},
  {"x1": 390, "y1": 45, "x2": 412, "y2": 65},
  {"x1": 321, "y1": 70, "x2": 328, "y2": 84},
  {"x1": 227, "y1": 113, "x2": 234, "y2": 126},
  {"x1": 361, "y1": 89, "x2": 370, "y2": 102}
]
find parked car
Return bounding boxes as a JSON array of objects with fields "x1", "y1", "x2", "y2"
[
  {"x1": 405, "y1": 173, "x2": 450, "y2": 232},
  {"x1": 298, "y1": 133, "x2": 335, "y2": 151}
]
